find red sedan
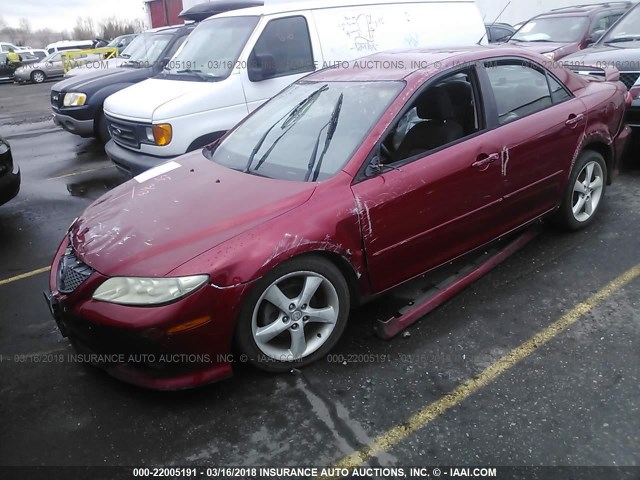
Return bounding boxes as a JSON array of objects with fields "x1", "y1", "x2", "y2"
[{"x1": 46, "y1": 47, "x2": 631, "y2": 389}]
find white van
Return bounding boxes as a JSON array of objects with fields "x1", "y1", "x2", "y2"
[
  {"x1": 46, "y1": 40, "x2": 95, "y2": 55},
  {"x1": 103, "y1": 0, "x2": 487, "y2": 175}
]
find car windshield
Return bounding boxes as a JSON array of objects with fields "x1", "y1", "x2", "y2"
[
  {"x1": 208, "y1": 81, "x2": 404, "y2": 182},
  {"x1": 602, "y1": 5, "x2": 640, "y2": 43},
  {"x1": 107, "y1": 35, "x2": 129, "y2": 47},
  {"x1": 120, "y1": 33, "x2": 172, "y2": 66},
  {"x1": 511, "y1": 16, "x2": 589, "y2": 43},
  {"x1": 163, "y1": 16, "x2": 258, "y2": 80}
]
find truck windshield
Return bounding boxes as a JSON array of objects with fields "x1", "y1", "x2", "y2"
[
  {"x1": 163, "y1": 16, "x2": 259, "y2": 80},
  {"x1": 511, "y1": 17, "x2": 589, "y2": 43},
  {"x1": 120, "y1": 33, "x2": 173, "y2": 67},
  {"x1": 208, "y1": 81, "x2": 404, "y2": 182},
  {"x1": 602, "y1": 6, "x2": 640, "y2": 44}
]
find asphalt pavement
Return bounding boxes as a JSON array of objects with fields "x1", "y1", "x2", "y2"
[{"x1": 0, "y1": 81, "x2": 639, "y2": 474}]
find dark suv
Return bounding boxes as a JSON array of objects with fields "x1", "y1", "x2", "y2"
[
  {"x1": 509, "y1": 2, "x2": 632, "y2": 61},
  {"x1": 564, "y1": 2, "x2": 640, "y2": 128},
  {"x1": 51, "y1": 25, "x2": 194, "y2": 143}
]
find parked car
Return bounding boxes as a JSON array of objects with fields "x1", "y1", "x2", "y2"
[
  {"x1": 106, "y1": 34, "x2": 137, "y2": 54},
  {"x1": 0, "y1": 136, "x2": 20, "y2": 207},
  {"x1": 14, "y1": 50, "x2": 102, "y2": 84},
  {"x1": 485, "y1": 22, "x2": 516, "y2": 43},
  {"x1": 563, "y1": 1, "x2": 640, "y2": 129},
  {"x1": 103, "y1": 0, "x2": 488, "y2": 177},
  {"x1": 509, "y1": 2, "x2": 631, "y2": 60},
  {"x1": 52, "y1": 1, "x2": 264, "y2": 143},
  {"x1": 46, "y1": 47, "x2": 631, "y2": 389},
  {"x1": 0, "y1": 52, "x2": 40, "y2": 82}
]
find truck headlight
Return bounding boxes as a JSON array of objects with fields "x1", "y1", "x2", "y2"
[
  {"x1": 63, "y1": 92, "x2": 87, "y2": 106},
  {"x1": 92, "y1": 275, "x2": 209, "y2": 306}
]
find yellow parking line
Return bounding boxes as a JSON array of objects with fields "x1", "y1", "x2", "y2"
[
  {"x1": 48, "y1": 165, "x2": 115, "y2": 180},
  {"x1": 329, "y1": 264, "x2": 640, "y2": 472},
  {"x1": 0, "y1": 267, "x2": 51, "y2": 287}
]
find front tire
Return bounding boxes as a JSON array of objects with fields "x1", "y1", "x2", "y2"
[
  {"x1": 235, "y1": 256, "x2": 350, "y2": 373},
  {"x1": 31, "y1": 70, "x2": 45, "y2": 84},
  {"x1": 552, "y1": 150, "x2": 607, "y2": 231}
]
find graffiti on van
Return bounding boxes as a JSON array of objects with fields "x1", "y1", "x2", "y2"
[{"x1": 340, "y1": 13, "x2": 384, "y2": 52}]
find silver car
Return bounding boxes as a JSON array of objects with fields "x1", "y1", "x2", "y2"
[{"x1": 14, "y1": 50, "x2": 102, "y2": 84}]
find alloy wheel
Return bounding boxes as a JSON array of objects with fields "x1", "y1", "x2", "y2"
[
  {"x1": 251, "y1": 271, "x2": 340, "y2": 362},
  {"x1": 572, "y1": 161, "x2": 604, "y2": 223}
]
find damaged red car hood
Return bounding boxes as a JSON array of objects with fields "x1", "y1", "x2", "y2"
[{"x1": 70, "y1": 152, "x2": 316, "y2": 277}]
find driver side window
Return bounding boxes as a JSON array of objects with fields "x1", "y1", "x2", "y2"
[{"x1": 381, "y1": 68, "x2": 483, "y2": 164}]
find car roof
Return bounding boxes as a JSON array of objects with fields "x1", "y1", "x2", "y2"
[
  {"x1": 536, "y1": 2, "x2": 631, "y2": 17},
  {"x1": 308, "y1": 46, "x2": 544, "y2": 83},
  {"x1": 212, "y1": 0, "x2": 473, "y2": 19}
]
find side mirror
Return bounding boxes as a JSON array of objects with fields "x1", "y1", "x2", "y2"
[
  {"x1": 248, "y1": 53, "x2": 277, "y2": 82},
  {"x1": 587, "y1": 30, "x2": 605, "y2": 46},
  {"x1": 365, "y1": 155, "x2": 384, "y2": 177}
]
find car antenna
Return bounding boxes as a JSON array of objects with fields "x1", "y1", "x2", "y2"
[{"x1": 478, "y1": 1, "x2": 512, "y2": 45}]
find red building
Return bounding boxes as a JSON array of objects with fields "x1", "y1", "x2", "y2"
[{"x1": 145, "y1": 0, "x2": 185, "y2": 28}]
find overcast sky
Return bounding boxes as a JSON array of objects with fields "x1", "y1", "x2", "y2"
[{"x1": 2, "y1": 0, "x2": 147, "y2": 32}]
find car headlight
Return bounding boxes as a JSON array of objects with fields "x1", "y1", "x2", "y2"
[
  {"x1": 63, "y1": 92, "x2": 87, "y2": 107},
  {"x1": 92, "y1": 275, "x2": 209, "y2": 306},
  {"x1": 543, "y1": 52, "x2": 556, "y2": 61}
]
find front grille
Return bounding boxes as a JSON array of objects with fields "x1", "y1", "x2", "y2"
[
  {"x1": 51, "y1": 90, "x2": 64, "y2": 109},
  {"x1": 106, "y1": 115, "x2": 143, "y2": 149},
  {"x1": 619, "y1": 72, "x2": 640, "y2": 89},
  {"x1": 57, "y1": 245, "x2": 94, "y2": 294}
]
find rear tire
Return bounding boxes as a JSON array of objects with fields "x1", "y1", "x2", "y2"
[
  {"x1": 552, "y1": 150, "x2": 607, "y2": 231},
  {"x1": 31, "y1": 70, "x2": 45, "y2": 84},
  {"x1": 235, "y1": 256, "x2": 350, "y2": 373}
]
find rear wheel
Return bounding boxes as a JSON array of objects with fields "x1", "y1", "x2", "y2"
[
  {"x1": 235, "y1": 256, "x2": 350, "y2": 372},
  {"x1": 552, "y1": 150, "x2": 607, "y2": 231},
  {"x1": 31, "y1": 70, "x2": 45, "y2": 84}
]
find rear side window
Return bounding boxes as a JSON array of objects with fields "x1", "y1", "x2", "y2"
[
  {"x1": 251, "y1": 16, "x2": 315, "y2": 79},
  {"x1": 484, "y1": 61, "x2": 553, "y2": 125}
]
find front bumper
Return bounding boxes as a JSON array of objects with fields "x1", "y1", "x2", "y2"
[
  {"x1": 53, "y1": 112, "x2": 95, "y2": 137},
  {"x1": 13, "y1": 70, "x2": 34, "y2": 82},
  {"x1": 0, "y1": 161, "x2": 20, "y2": 206},
  {"x1": 46, "y1": 236, "x2": 251, "y2": 390},
  {"x1": 105, "y1": 140, "x2": 175, "y2": 177},
  {"x1": 625, "y1": 99, "x2": 640, "y2": 128}
]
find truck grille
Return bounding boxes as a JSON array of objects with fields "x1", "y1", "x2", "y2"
[
  {"x1": 57, "y1": 245, "x2": 94, "y2": 294},
  {"x1": 619, "y1": 72, "x2": 640, "y2": 90},
  {"x1": 106, "y1": 115, "x2": 144, "y2": 149},
  {"x1": 51, "y1": 90, "x2": 64, "y2": 109}
]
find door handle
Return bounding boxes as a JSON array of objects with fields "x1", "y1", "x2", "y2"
[
  {"x1": 566, "y1": 114, "x2": 585, "y2": 127},
  {"x1": 472, "y1": 153, "x2": 500, "y2": 169}
]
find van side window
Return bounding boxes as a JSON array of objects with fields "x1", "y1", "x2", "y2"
[
  {"x1": 484, "y1": 61, "x2": 553, "y2": 125},
  {"x1": 250, "y1": 16, "x2": 314, "y2": 80},
  {"x1": 382, "y1": 68, "x2": 483, "y2": 164}
]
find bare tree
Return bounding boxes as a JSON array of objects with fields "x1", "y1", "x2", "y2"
[
  {"x1": 72, "y1": 17, "x2": 96, "y2": 40},
  {"x1": 98, "y1": 17, "x2": 146, "y2": 40}
]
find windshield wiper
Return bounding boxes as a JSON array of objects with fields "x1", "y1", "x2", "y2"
[
  {"x1": 605, "y1": 36, "x2": 640, "y2": 44},
  {"x1": 244, "y1": 84, "x2": 329, "y2": 174},
  {"x1": 304, "y1": 93, "x2": 343, "y2": 182},
  {"x1": 175, "y1": 68, "x2": 209, "y2": 81}
]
